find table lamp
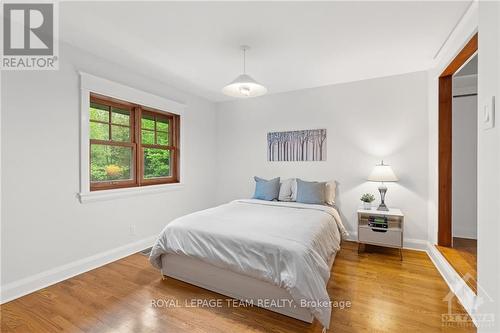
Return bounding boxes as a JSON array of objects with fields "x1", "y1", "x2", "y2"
[{"x1": 367, "y1": 160, "x2": 398, "y2": 211}]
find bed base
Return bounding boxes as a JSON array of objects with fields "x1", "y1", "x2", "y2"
[{"x1": 161, "y1": 253, "x2": 336, "y2": 323}]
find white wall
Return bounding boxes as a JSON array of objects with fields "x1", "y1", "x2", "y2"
[
  {"x1": 215, "y1": 72, "x2": 429, "y2": 246},
  {"x1": 426, "y1": 2, "x2": 478, "y2": 246},
  {"x1": 451, "y1": 88, "x2": 477, "y2": 240},
  {"x1": 477, "y1": 1, "x2": 500, "y2": 331},
  {"x1": 422, "y1": 3, "x2": 482, "y2": 324},
  {"x1": 0, "y1": 42, "x2": 217, "y2": 297}
]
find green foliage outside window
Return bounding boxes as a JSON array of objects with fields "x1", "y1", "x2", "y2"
[
  {"x1": 144, "y1": 149, "x2": 170, "y2": 178},
  {"x1": 90, "y1": 145, "x2": 132, "y2": 182},
  {"x1": 90, "y1": 104, "x2": 171, "y2": 182}
]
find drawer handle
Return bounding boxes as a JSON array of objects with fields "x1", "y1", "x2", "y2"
[{"x1": 371, "y1": 228, "x2": 388, "y2": 233}]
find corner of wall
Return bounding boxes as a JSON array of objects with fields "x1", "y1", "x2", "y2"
[{"x1": 426, "y1": 2, "x2": 478, "y2": 248}]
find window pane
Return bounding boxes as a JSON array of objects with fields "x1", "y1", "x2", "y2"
[
  {"x1": 144, "y1": 148, "x2": 170, "y2": 179},
  {"x1": 90, "y1": 122, "x2": 109, "y2": 140},
  {"x1": 90, "y1": 103, "x2": 109, "y2": 122},
  {"x1": 112, "y1": 125, "x2": 130, "y2": 142},
  {"x1": 141, "y1": 130, "x2": 155, "y2": 144},
  {"x1": 157, "y1": 118, "x2": 169, "y2": 132},
  {"x1": 142, "y1": 114, "x2": 155, "y2": 130},
  {"x1": 111, "y1": 107, "x2": 130, "y2": 125},
  {"x1": 157, "y1": 131, "x2": 169, "y2": 145},
  {"x1": 90, "y1": 145, "x2": 133, "y2": 182}
]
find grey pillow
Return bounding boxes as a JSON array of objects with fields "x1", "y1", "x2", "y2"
[
  {"x1": 253, "y1": 176, "x2": 280, "y2": 201},
  {"x1": 296, "y1": 179, "x2": 326, "y2": 204}
]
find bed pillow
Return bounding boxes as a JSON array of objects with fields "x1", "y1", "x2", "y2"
[
  {"x1": 253, "y1": 177, "x2": 281, "y2": 201},
  {"x1": 278, "y1": 178, "x2": 297, "y2": 201},
  {"x1": 296, "y1": 179, "x2": 326, "y2": 205},
  {"x1": 325, "y1": 180, "x2": 337, "y2": 206}
]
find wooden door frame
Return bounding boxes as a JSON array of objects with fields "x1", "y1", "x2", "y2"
[{"x1": 438, "y1": 33, "x2": 478, "y2": 247}]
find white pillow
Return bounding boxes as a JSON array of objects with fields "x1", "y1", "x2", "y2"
[
  {"x1": 278, "y1": 178, "x2": 297, "y2": 201},
  {"x1": 291, "y1": 179, "x2": 297, "y2": 201},
  {"x1": 325, "y1": 180, "x2": 336, "y2": 205}
]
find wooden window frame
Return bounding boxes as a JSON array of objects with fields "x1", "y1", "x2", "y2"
[
  {"x1": 90, "y1": 93, "x2": 180, "y2": 191},
  {"x1": 139, "y1": 107, "x2": 180, "y2": 186}
]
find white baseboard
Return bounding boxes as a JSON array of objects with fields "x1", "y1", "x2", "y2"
[
  {"x1": 0, "y1": 236, "x2": 156, "y2": 304},
  {"x1": 452, "y1": 227, "x2": 477, "y2": 240},
  {"x1": 404, "y1": 238, "x2": 428, "y2": 251},
  {"x1": 426, "y1": 242, "x2": 479, "y2": 326}
]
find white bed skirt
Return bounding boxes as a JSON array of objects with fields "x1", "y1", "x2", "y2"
[{"x1": 161, "y1": 252, "x2": 337, "y2": 323}]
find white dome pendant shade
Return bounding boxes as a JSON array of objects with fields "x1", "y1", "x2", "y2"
[
  {"x1": 222, "y1": 73, "x2": 267, "y2": 98},
  {"x1": 222, "y1": 46, "x2": 267, "y2": 98}
]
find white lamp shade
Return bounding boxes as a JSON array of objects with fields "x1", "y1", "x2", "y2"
[
  {"x1": 222, "y1": 74, "x2": 268, "y2": 98},
  {"x1": 367, "y1": 163, "x2": 398, "y2": 182}
]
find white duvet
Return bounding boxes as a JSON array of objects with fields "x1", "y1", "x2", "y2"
[{"x1": 150, "y1": 199, "x2": 348, "y2": 328}]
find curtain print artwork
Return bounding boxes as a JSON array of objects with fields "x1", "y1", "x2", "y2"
[{"x1": 267, "y1": 129, "x2": 327, "y2": 161}]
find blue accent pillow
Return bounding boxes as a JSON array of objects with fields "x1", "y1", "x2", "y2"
[
  {"x1": 253, "y1": 177, "x2": 281, "y2": 201},
  {"x1": 296, "y1": 179, "x2": 326, "y2": 204}
]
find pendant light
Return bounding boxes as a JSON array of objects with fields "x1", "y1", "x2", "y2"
[{"x1": 222, "y1": 45, "x2": 267, "y2": 98}]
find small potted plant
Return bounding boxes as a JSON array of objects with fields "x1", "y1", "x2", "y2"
[{"x1": 360, "y1": 193, "x2": 375, "y2": 210}]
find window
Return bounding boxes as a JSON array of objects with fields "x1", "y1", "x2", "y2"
[{"x1": 89, "y1": 93, "x2": 179, "y2": 191}]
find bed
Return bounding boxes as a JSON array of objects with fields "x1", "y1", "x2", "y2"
[{"x1": 150, "y1": 199, "x2": 347, "y2": 329}]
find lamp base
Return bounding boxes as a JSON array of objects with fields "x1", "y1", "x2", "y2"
[
  {"x1": 377, "y1": 203, "x2": 389, "y2": 211},
  {"x1": 377, "y1": 183, "x2": 389, "y2": 211}
]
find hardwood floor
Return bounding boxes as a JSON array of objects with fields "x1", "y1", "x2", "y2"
[
  {"x1": 453, "y1": 237, "x2": 477, "y2": 269},
  {"x1": 437, "y1": 237, "x2": 477, "y2": 293},
  {"x1": 1, "y1": 241, "x2": 475, "y2": 333}
]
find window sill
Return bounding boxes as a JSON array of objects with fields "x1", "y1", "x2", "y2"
[{"x1": 78, "y1": 183, "x2": 184, "y2": 203}]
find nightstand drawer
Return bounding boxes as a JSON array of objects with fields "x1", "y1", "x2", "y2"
[{"x1": 358, "y1": 226, "x2": 402, "y2": 247}]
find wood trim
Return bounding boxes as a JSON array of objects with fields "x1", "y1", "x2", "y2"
[
  {"x1": 110, "y1": 123, "x2": 130, "y2": 129},
  {"x1": 90, "y1": 95, "x2": 134, "y2": 144},
  {"x1": 90, "y1": 143, "x2": 137, "y2": 191},
  {"x1": 437, "y1": 33, "x2": 478, "y2": 247},
  {"x1": 90, "y1": 139, "x2": 134, "y2": 148},
  {"x1": 139, "y1": 111, "x2": 179, "y2": 184},
  {"x1": 140, "y1": 176, "x2": 179, "y2": 186},
  {"x1": 90, "y1": 121, "x2": 133, "y2": 128},
  {"x1": 90, "y1": 93, "x2": 138, "y2": 109},
  {"x1": 141, "y1": 144, "x2": 176, "y2": 150},
  {"x1": 141, "y1": 105, "x2": 178, "y2": 118},
  {"x1": 173, "y1": 115, "x2": 180, "y2": 182},
  {"x1": 135, "y1": 106, "x2": 142, "y2": 187},
  {"x1": 139, "y1": 146, "x2": 177, "y2": 185},
  {"x1": 89, "y1": 95, "x2": 180, "y2": 191},
  {"x1": 440, "y1": 34, "x2": 478, "y2": 78},
  {"x1": 89, "y1": 119, "x2": 110, "y2": 126},
  {"x1": 438, "y1": 75, "x2": 453, "y2": 247}
]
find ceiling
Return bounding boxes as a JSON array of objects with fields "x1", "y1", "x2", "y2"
[{"x1": 60, "y1": 1, "x2": 472, "y2": 102}]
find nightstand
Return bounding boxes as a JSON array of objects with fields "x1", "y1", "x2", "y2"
[{"x1": 357, "y1": 208, "x2": 404, "y2": 260}]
